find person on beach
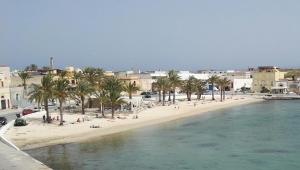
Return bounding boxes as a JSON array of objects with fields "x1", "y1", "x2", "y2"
[{"x1": 43, "y1": 115, "x2": 46, "y2": 123}]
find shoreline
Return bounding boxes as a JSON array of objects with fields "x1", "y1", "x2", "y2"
[{"x1": 5, "y1": 97, "x2": 264, "y2": 151}]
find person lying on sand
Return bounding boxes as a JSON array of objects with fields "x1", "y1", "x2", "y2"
[{"x1": 90, "y1": 125, "x2": 100, "y2": 128}]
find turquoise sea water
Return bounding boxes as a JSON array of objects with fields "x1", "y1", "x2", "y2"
[{"x1": 26, "y1": 100, "x2": 300, "y2": 170}]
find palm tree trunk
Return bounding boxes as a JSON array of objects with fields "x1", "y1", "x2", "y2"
[
  {"x1": 129, "y1": 92, "x2": 132, "y2": 99},
  {"x1": 59, "y1": 100, "x2": 63, "y2": 125},
  {"x1": 81, "y1": 96, "x2": 85, "y2": 115},
  {"x1": 173, "y1": 88, "x2": 176, "y2": 104},
  {"x1": 223, "y1": 90, "x2": 226, "y2": 101},
  {"x1": 168, "y1": 91, "x2": 171, "y2": 101},
  {"x1": 197, "y1": 90, "x2": 200, "y2": 100},
  {"x1": 220, "y1": 88, "x2": 223, "y2": 102},
  {"x1": 98, "y1": 101, "x2": 102, "y2": 112},
  {"x1": 101, "y1": 103, "x2": 105, "y2": 116},
  {"x1": 212, "y1": 83, "x2": 215, "y2": 100},
  {"x1": 111, "y1": 103, "x2": 115, "y2": 118},
  {"x1": 158, "y1": 91, "x2": 161, "y2": 102},
  {"x1": 162, "y1": 91, "x2": 166, "y2": 106},
  {"x1": 44, "y1": 99, "x2": 50, "y2": 123}
]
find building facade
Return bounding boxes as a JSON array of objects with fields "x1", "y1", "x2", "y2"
[
  {"x1": 0, "y1": 66, "x2": 11, "y2": 109},
  {"x1": 252, "y1": 66, "x2": 286, "y2": 93},
  {"x1": 232, "y1": 79, "x2": 253, "y2": 91}
]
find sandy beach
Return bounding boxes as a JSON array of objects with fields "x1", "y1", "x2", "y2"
[{"x1": 4, "y1": 96, "x2": 263, "y2": 150}]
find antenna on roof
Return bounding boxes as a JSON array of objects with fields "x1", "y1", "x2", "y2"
[{"x1": 50, "y1": 57, "x2": 54, "y2": 69}]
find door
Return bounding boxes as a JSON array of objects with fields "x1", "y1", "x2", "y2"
[{"x1": 1, "y1": 100, "x2": 6, "y2": 109}]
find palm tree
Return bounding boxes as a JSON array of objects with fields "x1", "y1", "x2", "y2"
[
  {"x1": 94, "y1": 75, "x2": 107, "y2": 117},
  {"x1": 82, "y1": 67, "x2": 104, "y2": 85},
  {"x1": 217, "y1": 79, "x2": 225, "y2": 102},
  {"x1": 207, "y1": 75, "x2": 220, "y2": 100},
  {"x1": 124, "y1": 82, "x2": 140, "y2": 111},
  {"x1": 53, "y1": 78, "x2": 70, "y2": 125},
  {"x1": 18, "y1": 71, "x2": 31, "y2": 91},
  {"x1": 95, "y1": 89, "x2": 108, "y2": 117},
  {"x1": 82, "y1": 67, "x2": 104, "y2": 108},
  {"x1": 219, "y1": 78, "x2": 231, "y2": 101},
  {"x1": 124, "y1": 82, "x2": 140, "y2": 99},
  {"x1": 28, "y1": 84, "x2": 43, "y2": 109},
  {"x1": 168, "y1": 70, "x2": 181, "y2": 104},
  {"x1": 103, "y1": 77, "x2": 126, "y2": 118},
  {"x1": 217, "y1": 78, "x2": 231, "y2": 102},
  {"x1": 195, "y1": 79, "x2": 206, "y2": 100},
  {"x1": 154, "y1": 77, "x2": 170, "y2": 106},
  {"x1": 181, "y1": 76, "x2": 196, "y2": 101},
  {"x1": 72, "y1": 80, "x2": 94, "y2": 115},
  {"x1": 73, "y1": 71, "x2": 83, "y2": 84},
  {"x1": 28, "y1": 74, "x2": 54, "y2": 123}
]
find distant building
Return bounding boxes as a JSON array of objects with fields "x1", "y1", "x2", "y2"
[
  {"x1": 232, "y1": 79, "x2": 253, "y2": 92},
  {"x1": 271, "y1": 80, "x2": 288, "y2": 94},
  {"x1": 287, "y1": 80, "x2": 300, "y2": 94},
  {"x1": 252, "y1": 66, "x2": 286, "y2": 93},
  {"x1": 0, "y1": 66, "x2": 11, "y2": 109},
  {"x1": 178, "y1": 71, "x2": 209, "y2": 80}
]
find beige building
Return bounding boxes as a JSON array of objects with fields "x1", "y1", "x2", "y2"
[
  {"x1": 0, "y1": 66, "x2": 11, "y2": 109},
  {"x1": 252, "y1": 66, "x2": 286, "y2": 93},
  {"x1": 115, "y1": 72, "x2": 154, "y2": 93}
]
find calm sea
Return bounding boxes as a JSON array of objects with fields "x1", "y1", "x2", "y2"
[{"x1": 26, "y1": 100, "x2": 300, "y2": 170}]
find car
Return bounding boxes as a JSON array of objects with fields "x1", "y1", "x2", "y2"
[
  {"x1": 144, "y1": 94, "x2": 151, "y2": 98},
  {"x1": 0, "y1": 117, "x2": 7, "y2": 126},
  {"x1": 14, "y1": 118, "x2": 27, "y2": 126},
  {"x1": 22, "y1": 109, "x2": 33, "y2": 116}
]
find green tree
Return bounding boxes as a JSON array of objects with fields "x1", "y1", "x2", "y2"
[
  {"x1": 82, "y1": 67, "x2": 104, "y2": 86},
  {"x1": 28, "y1": 84, "x2": 43, "y2": 109},
  {"x1": 25, "y1": 64, "x2": 38, "y2": 71},
  {"x1": 168, "y1": 70, "x2": 181, "y2": 104},
  {"x1": 53, "y1": 78, "x2": 70, "y2": 125},
  {"x1": 217, "y1": 78, "x2": 231, "y2": 102},
  {"x1": 103, "y1": 77, "x2": 126, "y2": 118},
  {"x1": 18, "y1": 71, "x2": 31, "y2": 91},
  {"x1": 28, "y1": 74, "x2": 54, "y2": 123},
  {"x1": 181, "y1": 76, "x2": 196, "y2": 101},
  {"x1": 124, "y1": 82, "x2": 140, "y2": 111},
  {"x1": 124, "y1": 82, "x2": 140, "y2": 99},
  {"x1": 154, "y1": 77, "x2": 170, "y2": 106},
  {"x1": 82, "y1": 67, "x2": 104, "y2": 108},
  {"x1": 194, "y1": 79, "x2": 206, "y2": 100},
  {"x1": 207, "y1": 75, "x2": 220, "y2": 100},
  {"x1": 95, "y1": 88, "x2": 108, "y2": 117},
  {"x1": 71, "y1": 80, "x2": 94, "y2": 115},
  {"x1": 261, "y1": 86, "x2": 270, "y2": 93}
]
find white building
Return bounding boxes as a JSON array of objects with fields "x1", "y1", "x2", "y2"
[
  {"x1": 271, "y1": 80, "x2": 288, "y2": 94},
  {"x1": 233, "y1": 79, "x2": 253, "y2": 91},
  {"x1": 178, "y1": 71, "x2": 209, "y2": 80},
  {"x1": 0, "y1": 66, "x2": 11, "y2": 109}
]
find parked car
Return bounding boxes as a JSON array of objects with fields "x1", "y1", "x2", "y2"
[
  {"x1": 0, "y1": 117, "x2": 7, "y2": 126},
  {"x1": 12, "y1": 105, "x2": 19, "y2": 109},
  {"x1": 14, "y1": 118, "x2": 27, "y2": 126},
  {"x1": 33, "y1": 107, "x2": 43, "y2": 112},
  {"x1": 22, "y1": 109, "x2": 33, "y2": 116}
]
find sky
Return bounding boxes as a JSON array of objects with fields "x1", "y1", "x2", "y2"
[{"x1": 1, "y1": 0, "x2": 300, "y2": 71}]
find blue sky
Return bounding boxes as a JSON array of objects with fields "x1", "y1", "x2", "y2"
[{"x1": 1, "y1": 0, "x2": 300, "y2": 71}]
